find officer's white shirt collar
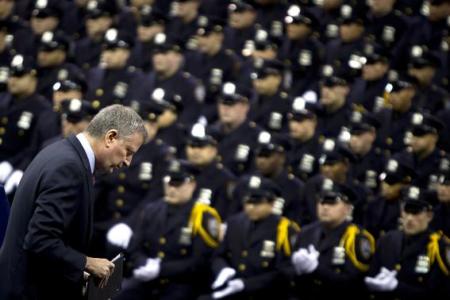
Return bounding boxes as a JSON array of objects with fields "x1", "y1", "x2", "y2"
[{"x1": 76, "y1": 133, "x2": 95, "y2": 174}]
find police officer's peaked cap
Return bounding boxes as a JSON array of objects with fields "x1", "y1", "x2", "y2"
[
  {"x1": 39, "y1": 31, "x2": 70, "y2": 52},
  {"x1": 32, "y1": 0, "x2": 63, "y2": 19},
  {"x1": 410, "y1": 112, "x2": 444, "y2": 136},
  {"x1": 319, "y1": 139, "x2": 355, "y2": 164},
  {"x1": 139, "y1": 6, "x2": 167, "y2": 26},
  {"x1": 319, "y1": 178, "x2": 357, "y2": 204},
  {"x1": 9, "y1": 54, "x2": 36, "y2": 77},
  {"x1": 243, "y1": 175, "x2": 280, "y2": 203},
  {"x1": 61, "y1": 98, "x2": 98, "y2": 123},
  {"x1": 102, "y1": 28, "x2": 134, "y2": 49}
]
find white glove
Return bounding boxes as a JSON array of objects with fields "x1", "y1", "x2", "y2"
[
  {"x1": 212, "y1": 278, "x2": 244, "y2": 299},
  {"x1": 4, "y1": 170, "x2": 23, "y2": 194},
  {"x1": 365, "y1": 267, "x2": 398, "y2": 291},
  {"x1": 212, "y1": 267, "x2": 236, "y2": 289},
  {"x1": 133, "y1": 258, "x2": 161, "y2": 281},
  {"x1": 0, "y1": 161, "x2": 13, "y2": 183},
  {"x1": 106, "y1": 222, "x2": 133, "y2": 249},
  {"x1": 291, "y1": 244, "x2": 320, "y2": 275}
]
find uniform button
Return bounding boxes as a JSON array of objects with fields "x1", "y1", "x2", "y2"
[
  {"x1": 180, "y1": 248, "x2": 187, "y2": 255},
  {"x1": 117, "y1": 185, "x2": 125, "y2": 193},
  {"x1": 386, "y1": 137, "x2": 393, "y2": 145},
  {"x1": 241, "y1": 250, "x2": 248, "y2": 257},
  {"x1": 18, "y1": 130, "x2": 24, "y2": 136},
  {"x1": 0, "y1": 127, "x2": 5, "y2": 135},
  {"x1": 0, "y1": 137, "x2": 2, "y2": 145},
  {"x1": 417, "y1": 276, "x2": 423, "y2": 282},
  {"x1": 313, "y1": 279, "x2": 322, "y2": 285},
  {"x1": 1, "y1": 117, "x2": 7, "y2": 125},
  {"x1": 335, "y1": 268, "x2": 341, "y2": 273},
  {"x1": 394, "y1": 264, "x2": 401, "y2": 271},
  {"x1": 261, "y1": 261, "x2": 269, "y2": 268},
  {"x1": 238, "y1": 264, "x2": 246, "y2": 272},
  {"x1": 160, "y1": 278, "x2": 169, "y2": 285},
  {"x1": 115, "y1": 198, "x2": 124, "y2": 208},
  {"x1": 118, "y1": 172, "x2": 126, "y2": 179},
  {"x1": 113, "y1": 212, "x2": 122, "y2": 219},
  {"x1": 96, "y1": 89, "x2": 104, "y2": 96},
  {"x1": 142, "y1": 183, "x2": 149, "y2": 189},
  {"x1": 92, "y1": 100, "x2": 101, "y2": 109},
  {"x1": 159, "y1": 237, "x2": 166, "y2": 245},
  {"x1": 158, "y1": 251, "x2": 165, "y2": 258}
]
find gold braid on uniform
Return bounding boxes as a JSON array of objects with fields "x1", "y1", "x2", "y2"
[
  {"x1": 427, "y1": 231, "x2": 449, "y2": 276},
  {"x1": 339, "y1": 225, "x2": 375, "y2": 272},
  {"x1": 188, "y1": 202, "x2": 222, "y2": 248},
  {"x1": 276, "y1": 217, "x2": 300, "y2": 256}
]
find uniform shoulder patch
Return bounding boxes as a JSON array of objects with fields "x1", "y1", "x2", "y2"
[
  {"x1": 358, "y1": 236, "x2": 372, "y2": 261},
  {"x1": 446, "y1": 245, "x2": 450, "y2": 266}
]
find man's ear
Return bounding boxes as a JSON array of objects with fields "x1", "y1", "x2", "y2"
[{"x1": 104, "y1": 129, "x2": 118, "y2": 148}]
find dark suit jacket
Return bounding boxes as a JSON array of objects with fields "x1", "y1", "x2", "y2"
[{"x1": 0, "y1": 135, "x2": 94, "y2": 300}]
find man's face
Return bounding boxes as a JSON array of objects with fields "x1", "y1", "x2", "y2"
[
  {"x1": 62, "y1": 119, "x2": 90, "y2": 138},
  {"x1": 100, "y1": 48, "x2": 130, "y2": 69},
  {"x1": 255, "y1": 152, "x2": 281, "y2": 176},
  {"x1": 409, "y1": 133, "x2": 436, "y2": 155},
  {"x1": 369, "y1": 0, "x2": 395, "y2": 15},
  {"x1": 252, "y1": 74, "x2": 280, "y2": 95},
  {"x1": 164, "y1": 179, "x2": 196, "y2": 204},
  {"x1": 389, "y1": 89, "x2": 414, "y2": 111},
  {"x1": 86, "y1": 16, "x2": 112, "y2": 39},
  {"x1": 97, "y1": 131, "x2": 144, "y2": 173},
  {"x1": 437, "y1": 183, "x2": 450, "y2": 204},
  {"x1": 196, "y1": 33, "x2": 221, "y2": 54},
  {"x1": 7, "y1": 74, "x2": 36, "y2": 96},
  {"x1": 349, "y1": 131, "x2": 375, "y2": 155},
  {"x1": 37, "y1": 49, "x2": 66, "y2": 67},
  {"x1": 186, "y1": 144, "x2": 217, "y2": 166},
  {"x1": 244, "y1": 200, "x2": 273, "y2": 221},
  {"x1": 339, "y1": 23, "x2": 364, "y2": 42},
  {"x1": 286, "y1": 23, "x2": 311, "y2": 40},
  {"x1": 289, "y1": 118, "x2": 316, "y2": 141},
  {"x1": 320, "y1": 161, "x2": 347, "y2": 181},
  {"x1": 228, "y1": 10, "x2": 256, "y2": 29},
  {"x1": 362, "y1": 62, "x2": 388, "y2": 81},
  {"x1": 137, "y1": 24, "x2": 164, "y2": 42},
  {"x1": 0, "y1": 0, "x2": 14, "y2": 19},
  {"x1": 401, "y1": 209, "x2": 432, "y2": 235},
  {"x1": 380, "y1": 181, "x2": 403, "y2": 200},
  {"x1": 320, "y1": 85, "x2": 348, "y2": 107},
  {"x1": 218, "y1": 102, "x2": 249, "y2": 126},
  {"x1": 317, "y1": 199, "x2": 351, "y2": 226},
  {"x1": 53, "y1": 90, "x2": 83, "y2": 110},
  {"x1": 31, "y1": 16, "x2": 59, "y2": 35}
]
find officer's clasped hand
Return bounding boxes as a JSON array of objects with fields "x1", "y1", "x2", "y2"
[
  {"x1": 106, "y1": 222, "x2": 133, "y2": 249},
  {"x1": 365, "y1": 267, "x2": 398, "y2": 291},
  {"x1": 133, "y1": 257, "x2": 161, "y2": 282},
  {"x1": 212, "y1": 278, "x2": 244, "y2": 299},
  {"x1": 211, "y1": 267, "x2": 237, "y2": 289},
  {"x1": 291, "y1": 244, "x2": 320, "y2": 275}
]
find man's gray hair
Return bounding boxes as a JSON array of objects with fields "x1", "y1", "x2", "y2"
[{"x1": 86, "y1": 104, "x2": 147, "y2": 141}]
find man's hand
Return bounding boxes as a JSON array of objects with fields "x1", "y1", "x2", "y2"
[
  {"x1": 4, "y1": 170, "x2": 23, "y2": 194},
  {"x1": 291, "y1": 244, "x2": 320, "y2": 275},
  {"x1": 85, "y1": 257, "x2": 115, "y2": 288},
  {"x1": 212, "y1": 278, "x2": 244, "y2": 299},
  {"x1": 0, "y1": 161, "x2": 13, "y2": 183},
  {"x1": 365, "y1": 267, "x2": 398, "y2": 291},
  {"x1": 211, "y1": 267, "x2": 236, "y2": 289}
]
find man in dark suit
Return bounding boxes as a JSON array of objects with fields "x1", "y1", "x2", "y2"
[{"x1": 0, "y1": 104, "x2": 147, "y2": 300}]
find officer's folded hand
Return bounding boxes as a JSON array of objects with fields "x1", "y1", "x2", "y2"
[
  {"x1": 4, "y1": 169, "x2": 23, "y2": 194},
  {"x1": 292, "y1": 244, "x2": 320, "y2": 275},
  {"x1": 133, "y1": 257, "x2": 161, "y2": 282},
  {"x1": 212, "y1": 267, "x2": 236, "y2": 289},
  {"x1": 107, "y1": 222, "x2": 133, "y2": 249},
  {"x1": 364, "y1": 267, "x2": 398, "y2": 291},
  {"x1": 212, "y1": 278, "x2": 244, "y2": 299},
  {"x1": 0, "y1": 161, "x2": 13, "y2": 183}
]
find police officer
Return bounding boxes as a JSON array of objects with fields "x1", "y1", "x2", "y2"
[
  {"x1": 59, "y1": 98, "x2": 98, "y2": 139},
  {"x1": 365, "y1": 186, "x2": 450, "y2": 300},
  {"x1": 29, "y1": 0, "x2": 63, "y2": 36},
  {"x1": 36, "y1": 30, "x2": 82, "y2": 99},
  {"x1": 115, "y1": 159, "x2": 222, "y2": 300},
  {"x1": 316, "y1": 72, "x2": 352, "y2": 139},
  {"x1": 287, "y1": 97, "x2": 322, "y2": 182},
  {"x1": 289, "y1": 179, "x2": 375, "y2": 300},
  {"x1": 250, "y1": 58, "x2": 291, "y2": 133},
  {"x1": 85, "y1": 28, "x2": 144, "y2": 109},
  {"x1": 403, "y1": 112, "x2": 445, "y2": 190},
  {"x1": 185, "y1": 122, "x2": 236, "y2": 220},
  {"x1": 325, "y1": 4, "x2": 367, "y2": 79},
  {"x1": 250, "y1": 131, "x2": 304, "y2": 224},
  {"x1": 74, "y1": 0, "x2": 117, "y2": 70},
  {"x1": 376, "y1": 72, "x2": 419, "y2": 153},
  {"x1": 52, "y1": 67, "x2": 87, "y2": 111},
  {"x1": 364, "y1": 156, "x2": 415, "y2": 239},
  {"x1": 223, "y1": 0, "x2": 258, "y2": 57},
  {"x1": 208, "y1": 175, "x2": 300, "y2": 299},
  {"x1": 186, "y1": 15, "x2": 241, "y2": 122},
  {"x1": 350, "y1": 43, "x2": 390, "y2": 112},
  {"x1": 166, "y1": 0, "x2": 201, "y2": 51},
  {"x1": 129, "y1": 6, "x2": 166, "y2": 72},
  {"x1": 432, "y1": 155, "x2": 450, "y2": 236},
  {"x1": 0, "y1": 54, "x2": 52, "y2": 188},
  {"x1": 300, "y1": 139, "x2": 369, "y2": 225},
  {"x1": 138, "y1": 32, "x2": 204, "y2": 125},
  {"x1": 348, "y1": 109, "x2": 386, "y2": 195},
  {"x1": 407, "y1": 46, "x2": 449, "y2": 114},
  {"x1": 282, "y1": 5, "x2": 323, "y2": 97},
  {"x1": 210, "y1": 82, "x2": 261, "y2": 176}
]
